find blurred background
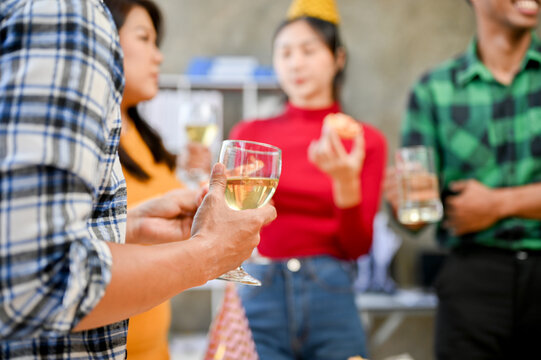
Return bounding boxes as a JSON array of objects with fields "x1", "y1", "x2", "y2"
[
  {"x1": 140, "y1": 1, "x2": 536, "y2": 359},
  {"x1": 153, "y1": 0, "x2": 476, "y2": 147}
]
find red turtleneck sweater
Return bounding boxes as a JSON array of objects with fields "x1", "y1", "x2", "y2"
[{"x1": 230, "y1": 102, "x2": 387, "y2": 260}]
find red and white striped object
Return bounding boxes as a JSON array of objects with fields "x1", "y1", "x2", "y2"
[{"x1": 204, "y1": 283, "x2": 259, "y2": 360}]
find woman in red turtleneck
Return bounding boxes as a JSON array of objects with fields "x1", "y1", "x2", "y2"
[
  {"x1": 231, "y1": 103, "x2": 385, "y2": 261},
  {"x1": 230, "y1": 13, "x2": 386, "y2": 360}
]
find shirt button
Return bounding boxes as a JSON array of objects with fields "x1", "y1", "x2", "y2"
[
  {"x1": 516, "y1": 251, "x2": 528, "y2": 261},
  {"x1": 287, "y1": 258, "x2": 301, "y2": 272}
]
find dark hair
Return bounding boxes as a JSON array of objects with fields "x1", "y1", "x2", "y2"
[
  {"x1": 104, "y1": 0, "x2": 163, "y2": 45},
  {"x1": 273, "y1": 16, "x2": 346, "y2": 101},
  {"x1": 104, "y1": 0, "x2": 176, "y2": 180}
]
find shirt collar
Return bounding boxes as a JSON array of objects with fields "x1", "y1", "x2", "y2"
[{"x1": 457, "y1": 33, "x2": 541, "y2": 86}]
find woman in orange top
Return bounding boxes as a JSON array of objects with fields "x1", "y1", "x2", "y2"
[{"x1": 104, "y1": 0, "x2": 186, "y2": 358}]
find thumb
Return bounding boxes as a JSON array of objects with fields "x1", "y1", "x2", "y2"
[{"x1": 208, "y1": 163, "x2": 227, "y2": 197}]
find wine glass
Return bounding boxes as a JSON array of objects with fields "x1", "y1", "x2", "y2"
[
  {"x1": 395, "y1": 146, "x2": 443, "y2": 225},
  {"x1": 178, "y1": 102, "x2": 219, "y2": 188},
  {"x1": 217, "y1": 140, "x2": 282, "y2": 286}
]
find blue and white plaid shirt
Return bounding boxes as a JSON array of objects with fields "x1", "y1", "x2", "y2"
[{"x1": 1, "y1": 0, "x2": 128, "y2": 358}]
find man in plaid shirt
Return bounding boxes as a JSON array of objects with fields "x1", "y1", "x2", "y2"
[
  {"x1": 0, "y1": 0, "x2": 276, "y2": 358},
  {"x1": 385, "y1": 0, "x2": 541, "y2": 359}
]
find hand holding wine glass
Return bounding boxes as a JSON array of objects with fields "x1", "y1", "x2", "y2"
[
  {"x1": 190, "y1": 163, "x2": 277, "y2": 281},
  {"x1": 394, "y1": 146, "x2": 443, "y2": 225},
  {"x1": 218, "y1": 140, "x2": 282, "y2": 285}
]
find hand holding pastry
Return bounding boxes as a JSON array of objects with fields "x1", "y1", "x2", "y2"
[
  {"x1": 308, "y1": 113, "x2": 365, "y2": 182},
  {"x1": 308, "y1": 113, "x2": 365, "y2": 208}
]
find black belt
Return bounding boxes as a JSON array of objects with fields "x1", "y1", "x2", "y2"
[{"x1": 453, "y1": 244, "x2": 541, "y2": 259}]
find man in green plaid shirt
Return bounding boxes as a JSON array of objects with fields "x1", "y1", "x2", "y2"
[{"x1": 385, "y1": 0, "x2": 541, "y2": 359}]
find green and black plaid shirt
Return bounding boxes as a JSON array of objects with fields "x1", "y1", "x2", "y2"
[{"x1": 402, "y1": 34, "x2": 541, "y2": 250}]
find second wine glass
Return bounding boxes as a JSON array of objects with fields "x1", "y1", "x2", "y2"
[
  {"x1": 178, "y1": 102, "x2": 219, "y2": 188},
  {"x1": 218, "y1": 140, "x2": 282, "y2": 286}
]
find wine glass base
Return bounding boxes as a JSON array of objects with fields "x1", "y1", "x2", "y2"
[{"x1": 217, "y1": 267, "x2": 261, "y2": 286}]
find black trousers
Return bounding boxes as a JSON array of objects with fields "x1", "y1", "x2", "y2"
[{"x1": 435, "y1": 247, "x2": 541, "y2": 360}]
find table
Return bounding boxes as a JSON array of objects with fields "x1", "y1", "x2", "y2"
[{"x1": 356, "y1": 289, "x2": 437, "y2": 347}]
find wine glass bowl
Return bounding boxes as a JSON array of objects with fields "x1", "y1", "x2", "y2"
[{"x1": 185, "y1": 102, "x2": 219, "y2": 146}]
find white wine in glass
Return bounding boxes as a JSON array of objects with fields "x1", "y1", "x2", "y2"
[
  {"x1": 396, "y1": 146, "x2": 443, "y2": 225},
  {"x1": 218, "y1": 140, "x2": 282, "y2": 286},
  {"x1": 179, "y1": 102, "x2": 219, "y2": 187},
  {"x1": 185, "y1": 123, "x2": 219, "y2": 147},
  {"x1": 225, "y1": 177, "x2": 279, "y2": 210}
]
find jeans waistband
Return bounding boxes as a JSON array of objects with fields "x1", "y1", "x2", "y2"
[
  {"x1": 250, "y1": 255, "x2": 354, "y2": 264},
  {"x1": 247, "y1": 255, "x2": 356, "y2": 273}
]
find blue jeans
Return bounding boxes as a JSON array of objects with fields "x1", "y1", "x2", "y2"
[{"x1": 239, "y1": 256, "x2": 368, "y2": 360}]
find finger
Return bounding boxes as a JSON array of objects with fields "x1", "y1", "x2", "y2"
[
  {"x1": 318, "y1": 133, "x2": 332, "y2": 154},
  {"x1": 350, "y1": 127, "x2": 365, "y2": 159},
  {"x1": 140, "y1": 189, "x2": 197, "y2": 219},
  {"x1": 310, "y1": 142, "x2": 329, "y2": 166},
  {"x1": 197, "y1": 185, "x2": 209, "y2": 207},
  {"x1": 208, "y1": 163, "x2": 227, "y2": 198},
  {"x1": 309, "y1": 146, "x2": 325, "y2": 166},
  {"x1": 179, "y1": 218, "x2": 192, "y2": 240},
  {"x1": 450, "y1": 180, "x2": 469, "y2": 193},
  {"x1": 329, "y1": 130, "x2": 347, "y2": 158},
  {"x1": 168, "y1": 188, "x2": 199, "y2": 213},
  {"x1": 445, "y1": 195, "x2": 460, "y2": 207},
  {"x1": 248, "y1": 204, "x2": 277, "y2": 226},
  {"x1": 322, "y1": 121, "x2": 333, "y2": 137},
  {"x1": 318, "y1": 149, "x2": 333, "y2": 164}
]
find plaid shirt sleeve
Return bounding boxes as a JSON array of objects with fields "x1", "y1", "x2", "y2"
[
  {"x1": 401, "y1": 75, "x2": 442, "y2": 173},
  {"x1": 0, "y1": 0, "x2": 125, "y2": 341}
]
